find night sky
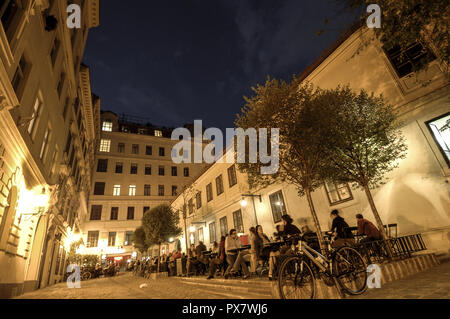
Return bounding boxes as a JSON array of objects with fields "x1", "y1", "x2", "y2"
[{"x1": 83, "y1": 0, "x2": 358, "y2": 132}]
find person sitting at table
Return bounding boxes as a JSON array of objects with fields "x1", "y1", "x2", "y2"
[
  {"x1": 255, "y1": 225, "x2": 272, "y2": 267},
  {"x1": 301, "y1": 225, "x2": 320, "y2": 251},
  {"x1": 268, "y1": 215, "x2": 301, "y2": 280},
  {"x1": 195, "y1": 241, "x2": 208, "y2": 275},
  {"x1": 356, "y1": 214, "x2": 382, "y2": 243},
  {"x1": 186, "y1": 244, "x2": 199, "y2": 276},
  {"x1": 168, "y1": 249, "x2": 182, "y2": 276},
  {"x1": 224, "y1": 229, "x2": 250, "y2": 279},
  {"x1": 207, "y1": 236, "x2": 226, "y2": 279},
  {"x1": 330, "y1": 209, "x2": 355, "y2": 247}
]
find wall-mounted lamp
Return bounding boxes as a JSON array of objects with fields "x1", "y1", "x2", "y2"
[{"x1": 240, "y1": 194, "x2": 262, "y2": 225}]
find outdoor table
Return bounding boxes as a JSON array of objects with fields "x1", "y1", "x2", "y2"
[{"x1": 227, "y1": 244, "x2": 251, "y2": 254}]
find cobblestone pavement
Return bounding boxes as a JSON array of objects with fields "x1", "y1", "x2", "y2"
[
  {"x1": 351, "y1": 261, "x2": 450, "y2": 299},
  {"x1": 14, "y1": 262, "x2": 450, "y2": 299},
  {"x1": 14, "y1": 273, "x2": 243, "y2": 299}
]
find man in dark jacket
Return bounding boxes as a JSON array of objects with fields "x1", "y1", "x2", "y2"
[
  {"x1": 330, "y1": 210, "x2": 355, "y2": 248},
  {"x1": 356, "y1": 214, "x2": 382, "y2": 243}
]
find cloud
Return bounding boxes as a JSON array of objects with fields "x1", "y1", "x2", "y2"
[
  {"x1": 115, "y1": 85, "x2": 185, "y2": 126},
  {"x1": 228, "y1": 0, "x2": 355, "y2": 79}
]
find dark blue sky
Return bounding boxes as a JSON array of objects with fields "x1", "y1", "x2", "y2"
[{"x1": 84, "y1": 0, "x2": 358, "y2": 131}]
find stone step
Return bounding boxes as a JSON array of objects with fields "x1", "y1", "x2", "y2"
[
  {"x1": 180, "y1": 281, "x2": 272, "y2": 299},
  {"x1": 179, "y1": 276, "x2": 272, "y2": 287},
  {"x1": 179, "y1": 279, "x2": 272, "y2": 296}
]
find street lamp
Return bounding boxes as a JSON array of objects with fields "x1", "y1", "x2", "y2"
[
  {"x1": 189, "y1": 225, "x2": 196, "y2": 233},
  {"x1": 241, "y1": 194, "x2": 262, "y2": 226}
]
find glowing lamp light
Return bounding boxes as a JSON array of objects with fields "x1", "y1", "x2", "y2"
[
  {"x1": 276, "y1": 201, "x2": 281, "y2": 206},
  {"x1": 35, "y1": 188, "x2": 50, "y2": 208},
  {"x1": 114, "y1": 257, "x2": 123, "y2": 261},
  {"x1": 169, "y1": 237, "x2": 174, "y2": 243},
  {"x1": 189, "y1": 226, "x2": 195, "y2": 233},
  {"x1": 240, "y1": 199, "x2": 248, "y2": 207},
  {"x1": 131, "y1": 251, "x2": 137, "y2": 258}
]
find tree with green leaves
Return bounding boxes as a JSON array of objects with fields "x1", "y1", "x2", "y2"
[
  {"x1": 320, "y1": 86, "x2": 407, "y2": 239},
  {"x1": 141, "y1": 204, "x2": 182, "y2": 272},
  {"x1": 337, "y1": 0, "x2": 448, "y2": 76},
  {"x1": 235, "y1": 77, "x2": 337, "y2": 252},
  {"x1": 132, "y1": 226, "x2": 149, "y2": 257}
]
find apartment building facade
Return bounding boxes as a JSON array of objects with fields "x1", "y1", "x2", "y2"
[
  {"x1": 172, "y1": 27, "x2": 450, "y2": 257},
  {"x1": 0, "y1": 0, "x2": 99, "y2": 298},
  {"x1": 80, "y1": 111, "x2": 210, "y2": 264}
]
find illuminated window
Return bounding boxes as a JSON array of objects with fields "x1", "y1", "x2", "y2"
[
  {"x1": 154, "y1": 130, "x2": 162, "y2": 137},
  {"x1": 198, "y1": 227, "x2": 204, "y2": 243},
  {"x1": 108, "y1": 232, "x2": 116, "y2": 246},
  {"x1": 87, "y1": 231, "x2": 99, "y2": 247},
  {"x1": 324, "y1": 182, "x2": 353, "y2": 205},
  {"x1": 426, "y1": 113, "x2": 450, "y2": 167},
  {"x1": 129, "y1": 185, "x2": 136, "y2": 196},
  {"x1": 219, "y1": 216, "x2": 228, "y2": 237},
  {"x1": 209, "y1": 222, "x2": 216, "y2": 244},
  {"x1": 232, "y1": 209, "x2": 244, "y2": 234},
  {"x1": 99, "y1": 139, "x2": 111, "y2": 152},
  {"x1": 102, "y1": 120, "x2": 112, "y2": 132},
  {"x1": 39, "y1": 126, "x2": 51, "y2": 160},
  {"x1": 269, "y1": 190, "x2": 286, "y2": 223},
  {"x1": 28, "y1": 96, "x2": 42, "y2": 137},
  {"x1": 124, "y1": 231, "x2": 133, "y2": 245},
  {"x1": 113, "y1": 185, "x2": 121, "y2": 196}
]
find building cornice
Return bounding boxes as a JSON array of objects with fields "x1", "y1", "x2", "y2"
[{"x1": 87, "y1": 0, "x2": 100, "y2": 28}]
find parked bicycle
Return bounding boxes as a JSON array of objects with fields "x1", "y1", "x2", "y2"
[{"x1": 277, "y1": 232, "x2": 367, "y2": 299}]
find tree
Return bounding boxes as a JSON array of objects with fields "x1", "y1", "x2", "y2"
[
  {"x1": 132, "y1": 226, "x2": 149, "y2": 257},
  {"x1": 338, "y1": 0, "x2": 449, "y2": 76},
  {"x1": 174, "y1": 183, "x2": 198, "y2": 254},
  {"x1": 141, "y1": 204, "x2": 182, "y2": 272},
  {"x1": 320, "y1": 86, "x2": 407, "y2": 239},
  {"x1": 235, "y1": 77, "x2": 336, "y2": 252}
]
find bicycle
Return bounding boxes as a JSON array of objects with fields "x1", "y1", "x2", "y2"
[{"x1": 277, "y1": 232, "x2": 367, "y2": 299}]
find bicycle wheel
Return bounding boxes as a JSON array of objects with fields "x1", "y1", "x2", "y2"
[
  {"x1": 81, "y1": 271, "x2": 91, "y2": 281},
  {"x1": 332, "y1": 246, "x2": 367, "y2": 295},
  {"x1": 278, "y1": 256, "x2": 315, "y2": 299}
]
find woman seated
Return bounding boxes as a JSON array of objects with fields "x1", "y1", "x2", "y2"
[
  {"x1": 207, "y1": 237, "x2": 226, "y2": 279},
  {"x1": 186, "y1": 244, "x2": 199, "y2": 276}
]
